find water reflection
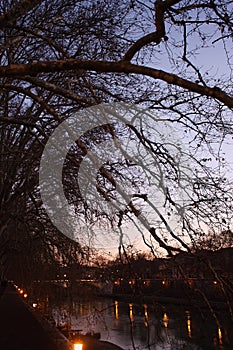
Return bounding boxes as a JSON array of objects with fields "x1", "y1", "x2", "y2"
[
  {"x1": 144, "y1": 304, "x2": 149, "y2": 327},
  {"x1": 144, "y1": 304, "x2": 148, "y2": 320},
  {"x1": 213, "y1": 327, "x2": 225, "y2": 349},
  {"x1": 114, "y1": 300, "x2": 119, "y2": 320},
  {"x1": 47, "y1": 297, "x2": 231, "y2": 350},
  {"x1": 218, "y1": 327, "x2": 223, "y2": 345},
  {"x1": 186, "y1": 310, "x2": 192, "y2": 338},
  {"x1": 163, "y1": 312, "x2": 168, "y2": 328},
  {"x1": 129, "y1": 303, "x2": 134, "y2": 322}
]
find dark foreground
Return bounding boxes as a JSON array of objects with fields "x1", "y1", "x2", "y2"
[
  {"x1": 0, "y1": 283, "x2": 124, "y2": 350},
  {"x1": 0, "y1": 284, "x2": 60, "y2": 350}
]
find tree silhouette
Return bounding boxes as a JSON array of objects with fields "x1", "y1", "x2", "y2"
[{"x1": 0, "y1": 0, "x2": 232, "y2": 285}]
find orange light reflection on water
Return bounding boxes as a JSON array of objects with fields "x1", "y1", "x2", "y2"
[
  {"x1": 114, "y1": 300, "x2": 119, "y2": 320},
  {"x1": 163, "y1": 312, "x2": 168, "y2": 328},
  {"x1": 129, "y1": 303, "x2": 134, "y2": 321}
]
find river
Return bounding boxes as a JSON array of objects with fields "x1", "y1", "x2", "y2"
[{"x1": 50, "y1": 297, "x2": 232, "y2": 350}]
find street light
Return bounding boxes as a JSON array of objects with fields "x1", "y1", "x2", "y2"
[{"x1": 74, "y1": 344, "x2": 83, "y2": 350}]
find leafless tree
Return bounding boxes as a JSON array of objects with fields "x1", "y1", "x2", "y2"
[{"x1": 0, "y1": 1, "x2": 232, "y2": 322}]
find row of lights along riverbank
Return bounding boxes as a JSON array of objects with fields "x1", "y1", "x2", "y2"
[
  {"x1": 15, "y1": 285, "x2": 28, "y2": 299},
  {"x1": 14, "y1": 284, "x2": 83, "y2": 350}
]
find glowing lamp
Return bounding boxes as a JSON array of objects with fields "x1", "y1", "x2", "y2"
[
  {"x1": 74, "y1": 344, "x2": 83, "y2": 350},
  {"x1": 24, "y1": 293, "x2": 28, "y2": 298}
]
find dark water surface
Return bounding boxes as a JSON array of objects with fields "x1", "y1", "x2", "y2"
[{"x1": 51, "y1": 297, "x2": 232, "y2": 350}]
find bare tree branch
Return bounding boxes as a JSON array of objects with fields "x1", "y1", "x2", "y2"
[
  {"x1": 1, "y1": 59, "x2": 232, "y2": 108},
  {"x1": 0, "y1": 0, "x2": 44, "y2": 29},
  {"x1": 122, "y1": 0, "x2": 182, "y2": 61}
]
